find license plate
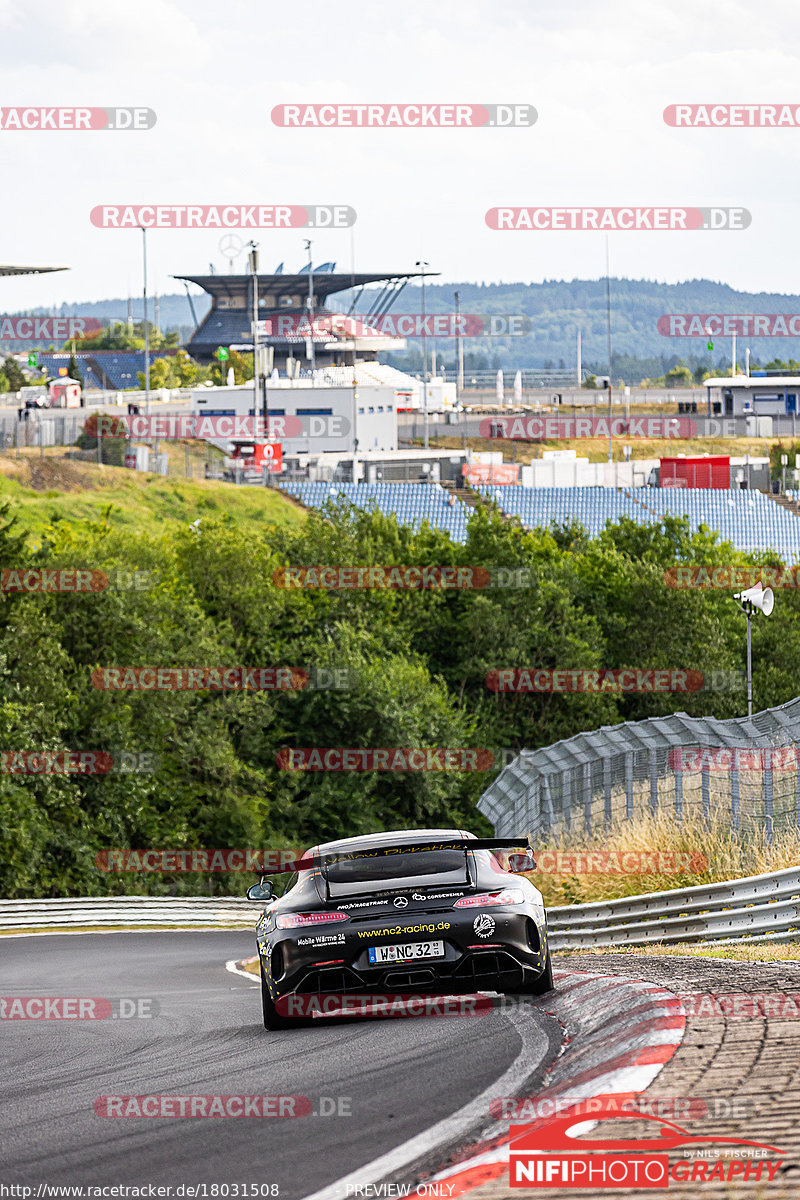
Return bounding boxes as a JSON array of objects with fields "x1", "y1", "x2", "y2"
[{"x1": 368, "y1": 940, "x2": 445, "y2": 964}]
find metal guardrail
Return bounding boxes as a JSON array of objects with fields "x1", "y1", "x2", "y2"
[
  {"x1": 3, "y1": 869, "x2": 800, "y2": 947},
  {"x1": 0, "y1": 897, "x2": 262, "y2": 930},
  {"x1": 547, "y1": 865, "x2": 800, "y2": 949}
]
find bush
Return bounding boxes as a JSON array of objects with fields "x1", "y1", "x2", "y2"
[{"x1": 75, "y1": 412, "x2": 127, "y2": 465}]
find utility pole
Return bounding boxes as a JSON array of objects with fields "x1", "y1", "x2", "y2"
[
  {"x1": 416, "y1": 260, "x2": 429, "y2": 448},
  {"x1": 140, "y1": 227, "x2": 150, "y2": 417}
]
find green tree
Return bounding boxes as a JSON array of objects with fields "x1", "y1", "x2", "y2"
[
  {"x1": 5, "y1": 496, "x2": 800, "y2": 898},
  {"x1": 209, "y1": 349, "x2": 253, "y2": 386},
  {"x1": 664, "y1": 364, "x2": 693, "y2": 387},
  {"x1": 136, "y1": 350, "x2": 202, "y2": 390},
  {"x1": 71, "y1": 321, "x2": 181, "y2": 354},
  {"x1": 67, "y1": 351, "x2": 83, "y2": 386},
  {"x1": 3, "y1": 356, "x2": 25, "y2": 392}
]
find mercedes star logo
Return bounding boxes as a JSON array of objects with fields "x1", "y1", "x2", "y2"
[
  {"x1": 219, "y1": 233, "x2": 244, "y2": 259},
  {"x1": 393, "y1": 896, "x2": 409, "y2": 909}
]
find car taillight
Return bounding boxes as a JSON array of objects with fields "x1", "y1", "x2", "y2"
[
  {"x1": 276, "y1": 911, "x2": 350, "y2": 929},
  {"x1": 453, "y1": 889, "x2": 524, "y2": 908}
]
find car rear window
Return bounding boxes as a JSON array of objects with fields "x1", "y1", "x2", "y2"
[{"x1": 324, "y1": 846, "x2": 469, "y2": 894}]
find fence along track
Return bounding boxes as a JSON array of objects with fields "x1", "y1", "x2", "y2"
[
  {"x1": 2, "y1": 871, "x2": 800, "y2": 949},
  {"x1": 0, "y1": 896, "x2": 261, "y2": 929}
]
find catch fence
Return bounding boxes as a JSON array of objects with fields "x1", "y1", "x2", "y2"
[{"x1": 479, "y1": 697, "x2": 800, "y2": 841}]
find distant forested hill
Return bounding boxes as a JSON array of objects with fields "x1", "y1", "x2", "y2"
[
  {"x1": 15, "y1": 277, "x2": 800, "y2": 383},
  {"x1": 383, "y1": 277, "x2": 800, "y2": 381}
]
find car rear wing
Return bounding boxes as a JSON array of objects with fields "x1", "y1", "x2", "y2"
[{"x1": 252, "y1": 836, "x2": 534, "y2": 876}]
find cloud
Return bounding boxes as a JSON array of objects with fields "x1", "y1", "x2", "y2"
[{"x1": 1, "y1": 0, "x2": 209, "y2": 69}]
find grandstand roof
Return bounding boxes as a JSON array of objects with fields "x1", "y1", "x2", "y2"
[
  {"x1": 173, "y1": 270, "x2": 437, "y2": 306},
  {"x1": 0, "y1": 265, "x2": 67, "y2": 276}
]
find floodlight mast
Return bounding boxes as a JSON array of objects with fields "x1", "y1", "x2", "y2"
[
  {"x1": 733, "y1": 584, "x2": 774, "y2": 717},
  {"x1": 249, "y1": 242, "x2": 259, "y2": 433}
]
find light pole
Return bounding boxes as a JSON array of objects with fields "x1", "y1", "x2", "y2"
[
  {"x1": 140, "y1": 227, "x2": 150, "y2": 417},
  {"x1": 249, "y1": 241, "x2": 259, "y2": 432},
  {"x1": 733, "y1": 582, "x2": 774, "y2": 717},
  {"x1": 454, "y1": 289, "x2": 464, "y2": 402},
  {"x1": 605, "y1": 237, "x2": 612, "y2": 463},
  {"x1": 416, "y1": 260, "x2": 429, "y2": 448},
  {"x1": 304, "y1": 239, "x2": 315, "y2": 376}
]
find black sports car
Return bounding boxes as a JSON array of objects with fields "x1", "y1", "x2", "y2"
[{"x1": 246, "y1": 827, "x2": 552, "y2": 1029}]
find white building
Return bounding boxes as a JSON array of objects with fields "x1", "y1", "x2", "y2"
[
  {"x1": 191, "y1": 362, "x2": 403, "y2": 457},
  {"x1": 704, "y1": 374, "x2": 800, "y2": 419}
]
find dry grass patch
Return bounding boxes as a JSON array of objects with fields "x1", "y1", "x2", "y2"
[
  {"x1": 556, "y1": 943, "x2": 800, "y2": 962},
  {"x1": 527, "y1": 811, "x2": 800, "y2": 907}
]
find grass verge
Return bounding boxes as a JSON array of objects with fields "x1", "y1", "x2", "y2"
[
  {"x1": 555, "y1": 943, "x2": 800, "y2": 962},
  {"x1": 0, "y1": 448, "x2": 305, "y2": 541}
]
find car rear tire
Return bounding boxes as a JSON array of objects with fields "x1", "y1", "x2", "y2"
[
  {"x1": 261, "y1": 964, "x2": 305, "y2": 1030},
  {"x1": 528, "y1": 947, "x2": 554, "y2": 995}
]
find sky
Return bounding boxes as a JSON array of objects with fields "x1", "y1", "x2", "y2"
[{"x1": 3, "y1": 0, "x2": 800, "y2": 313}]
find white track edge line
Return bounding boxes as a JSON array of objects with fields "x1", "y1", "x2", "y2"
[
  {"x1": 298, "y1": 1001, "x2": 551, "y2": 1200},
  {"x1": 226, "y1": 958, "x2": 259, "y2": 982}
]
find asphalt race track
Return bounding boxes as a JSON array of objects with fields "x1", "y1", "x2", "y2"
[{"x1": 0, "y1": 933, "x2": 558, "y2": 1199}]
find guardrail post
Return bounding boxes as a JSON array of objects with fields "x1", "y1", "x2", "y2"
[
  {"x1": 674, "y1": 762, "x2": 683, "y2": 821},
  {"x1": 625, "y1": 753, "x2": 634, "y2": 821},
  {"x1": 764, "y1": 749, "x2": 774, "y2": 844},
  {"x1": 701, "y1": 763, "x2": 711, "y2": 821},
  {"x1": 603, "y1": 756, "x2": 612, "y2": 828},
  {"x1": 731, "y1": 750, "x2": 740, "y2": 832}
]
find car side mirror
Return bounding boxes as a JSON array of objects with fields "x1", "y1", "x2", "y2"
[
  {"x1": 507, "y1": 850, "x2": 536, "y2": 872},
  {"x1": 246, "y1": 878, "x2": 274, "y2": 901}
]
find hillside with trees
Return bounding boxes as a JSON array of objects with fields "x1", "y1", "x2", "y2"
[{"x1": 2, "y1": 492, "x2": 798, "y2": 898}]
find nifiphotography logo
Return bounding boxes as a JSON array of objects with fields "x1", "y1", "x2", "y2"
[
  {"x1": 508, "y1": 1104, "x2": 785, "y2": 1188},
  {"x1": 473, "y1": 913, "x2": 496, "y2": 939}
]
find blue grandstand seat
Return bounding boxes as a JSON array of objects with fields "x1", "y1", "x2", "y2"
[
  {"x1": 279, "y1": 482, "x2": 471, "y2": 543},
  {"x1": 476, "y1": 485, "x2": 800, "y2": 563},
  {"x1": 280, "y1": 482, "x2": 800, "y2": 561},
  {"x1": 36, "y1": 351, "x2": 179, "y2": 391}
]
